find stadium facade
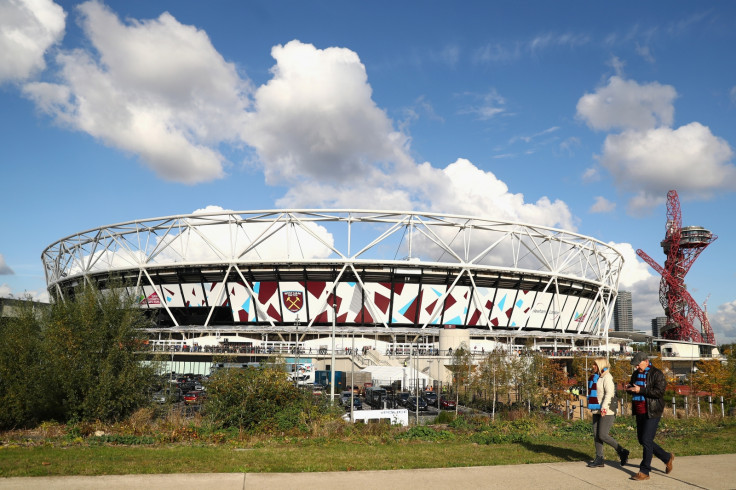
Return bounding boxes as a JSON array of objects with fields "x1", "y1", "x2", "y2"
[{"x1": 42, "y1": 210, "x2": 626, "y2": 380}]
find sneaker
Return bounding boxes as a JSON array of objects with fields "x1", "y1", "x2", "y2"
[
  {"x1": 618, "y1": 448, "x2": 630, "y2": 466},
  {"x1": 630, "y1": 472, "x2": 650, "y2": 481},
  {"x1": 666, "y1": 453, "x2": 675, "y2": 474},
  {"x1": 587, "y1": 456, "x2": 604, "y2": 468}
]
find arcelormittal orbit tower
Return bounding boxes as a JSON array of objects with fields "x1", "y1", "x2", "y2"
[{"x1": 636, "y1": 190, "x2": 717, "y2": 344}]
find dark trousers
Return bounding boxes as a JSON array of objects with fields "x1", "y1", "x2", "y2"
[{"x1": 635, "y1": 414, "x2": 671, "y2": 475}]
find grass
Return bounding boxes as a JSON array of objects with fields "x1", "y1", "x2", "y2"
[{"x1": 1, "y1": 416, "x2": 735, "y2": 477}]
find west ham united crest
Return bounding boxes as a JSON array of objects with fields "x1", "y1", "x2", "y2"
[{"x1": 283, "y1": 291, "x2": 304, "y2": 312}]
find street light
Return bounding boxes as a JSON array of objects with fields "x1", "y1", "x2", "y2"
[
  {"x1": 330, "y1": 299, "x2": 336, "y2": 405},
  {"x1": 294, "y1": 315, "x2": 300, "y2": 388}
]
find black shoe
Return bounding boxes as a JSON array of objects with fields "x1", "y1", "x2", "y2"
[
  {"x1": 587, "y1": 456, "x2": 604, "y2": 467},
  {"x1": 618, "y1": 448, "x2": 630, "y2": 466}
]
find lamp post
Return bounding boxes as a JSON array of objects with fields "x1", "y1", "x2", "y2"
[
  {"x1": 415, "y1": 342, "x2": 420, "y2": 424},
  {"x1": 294, "y1": 315, "x2": 300, "y2": 388},
  {"x1": 350, "y1": 333, "x2": 355, "y2": 422},
  {"x1": 330, "y1": 299, "x2": 336, "y2": 405}
]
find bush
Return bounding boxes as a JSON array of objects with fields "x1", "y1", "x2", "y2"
[
  {"x1": 0, "y1": 286, "x2": 156, "y2": 429},
  {"x1": 203, "y1": 365, "x2": 334, "y2": 433},
  {"x1": 397, "y1": 426, "x2": 454, "y2": 441}
]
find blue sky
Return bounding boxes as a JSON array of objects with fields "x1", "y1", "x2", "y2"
[{"x1": 1, "y1": 1, "x2": 735, "y2": 343}]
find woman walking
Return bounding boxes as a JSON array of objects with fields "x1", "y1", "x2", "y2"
[{"x1": 586, "y1": 357, "x2": 629, "y2": 468}]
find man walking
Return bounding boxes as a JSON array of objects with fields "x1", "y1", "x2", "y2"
[{"x1": 625, "y1": 352, "x2": 675, "y2": 481}]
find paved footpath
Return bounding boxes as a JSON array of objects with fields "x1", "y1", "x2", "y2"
[{"x1": 2, "y1": 454, "x2": 735, "y2": 490}]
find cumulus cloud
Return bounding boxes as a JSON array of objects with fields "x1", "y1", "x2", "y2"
[
  {"x1": 243, "y1": 40, "x2": 413, "y2": 186},
  {"x1": 0, "y1": 0, "x2": 65, "y2": 83},
  {"x1": 710, "y1": 300, "x2": 736, "y2": 345},
  {"x1": 578, "y1": 75, "x2": 736, "y2": 212},
  {"x1": 601, "y1": 123, "x2": 736, "y2": 203},
  {"x1": 245, "y1": 42, "x2": 573, "y2": 230},
  {"x1": 0, "y1": 283, "x2": 49, "y2": 302},
  {"x1": 589, "y1": 196, "x2": 616, "y2": 213},
  {"x1": 577, "y1": 76, "x2": 676, "y2": 131},
  {"x1": 0, "y1": 254, "x2": 14, "y2": 275},
  {"x1": 12, "y1": 4, "x2": 575, "y2": 232},
  {"x1": 608, "y1": 241, "x2": 663, "y2": 331},
  {"x1": 22, "y1": 0, "x2": 250, "y2": 183}
]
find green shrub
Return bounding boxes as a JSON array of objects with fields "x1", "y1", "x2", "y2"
[
  {"x1": 203, "y1": 365, "x2": 334, "y2": 433},
  {"x1": 397, "y1": 426, "x2": 454, "y2": 441}
]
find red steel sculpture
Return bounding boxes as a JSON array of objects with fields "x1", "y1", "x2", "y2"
[{"x1": 636, "y1": 190, "x2": 716, "y2": 344}]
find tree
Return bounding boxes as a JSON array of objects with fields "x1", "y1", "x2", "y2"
[
  {"x1": 570, "y1": 353, "x2": 591, "y2": 391},
  {"x1": 476, "y1": 348, "x2": 510, "y2": 418},
  {"x1": 691, "y1": 360, "x2": 730, "y2": 399},
  {"x1": 0, "y1": 299, "x2": 53, "y2": 428},
  {"x1": 539, "y1": 357, "x2": 569, "y2": 410},
  {"x1": 0, "y1": 284, "x2": 157, "y2": 428}
]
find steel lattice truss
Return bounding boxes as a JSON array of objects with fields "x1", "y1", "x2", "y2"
[{"x1": 42, "y1": 210, "x2": 623, "y2": 336}]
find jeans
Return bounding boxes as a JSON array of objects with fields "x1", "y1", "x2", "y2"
[
  {"x1": 635, "y1": 414, "x2": 671, "y2": 475},
  {"x1": 592, "y1": 414, "x2": 621, "y2": 457}
]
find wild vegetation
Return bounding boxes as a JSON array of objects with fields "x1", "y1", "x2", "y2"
[
  {"x1": 0, "y1": 285, "x2": 156, "y2": 429},
  {"x1": 1, "y1": 287, "x2": 735, "y2": 477}
]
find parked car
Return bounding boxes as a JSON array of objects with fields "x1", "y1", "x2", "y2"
[
  {"x1": 152, "y1": 388, "x2": 181, "y2": 404},
  {"x1": 183, "y1": 390, "x2": 206, "y2": 405},
  {"x1": 345, "y1": 396, "x2": 362, "y2": 411},
  {"x1": 406, "y1": 395, "x2": 428, "y2": 411},
  {"x1": 439, "y1": 396, "x2": 456, "y2": 410},
  {"x1": 339, "y1": 390, "x2": 353, "y2": 407},
  {"x1": 397, "y1": 392, "x2": 411, "y2": 407},
  {"x1": 423, "y1": 391, "x2": 438, "y2": 406}
]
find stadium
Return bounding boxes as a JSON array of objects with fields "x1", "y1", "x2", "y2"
[{"x1": 41, "y1": 209, "x2": 625, "y2": 387}]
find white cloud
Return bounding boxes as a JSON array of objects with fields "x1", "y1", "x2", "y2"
[
  {"x1": 578, "y1": 75, "x2": 736, "y2": 213},
  {"x1": 14, "y1": 6, "x2": 576, "y2": 233},
  {"x1": 0, "y1": 254, "x2": 14, "y2": 275},
  {"x1": 559, "y1": 136, "x2": 580, "y2": 155},
  {"x1": 22, "y1": 1, "x2": 251, "y2": 183},
  {"x1": 608, "y1": 241, "x2": 663, "y2": 331},
  {"x1": 601, "y1": 123, "x2": 736, "y2": 198},
  {"x1": 577, "y1": 76, "x2": 676, "y2": 131},
  {"x1": 457, "y1": 88, "x2": 506, "y2": 120},
  {"x1": 0, "y1": 0, "x2": 65, "y2": 83},
  {"x1": 635, "y1": 43, "x2": 655, "y2": 63},
  {"x1": 581, "y1": 167, "x2": 600, "y2": 183},
  {"x1": 589, "y1": 196, "x2": 616, "y2": 213},
  {"x1": 0, "y1": 283, "x2": 49, "y2": 302},
  {"x1": 243, "y1": 40, "x2": 413, "y2": 186},
  {"x1": 710, "y1": 300, "x2": 736, "y2": 345}
]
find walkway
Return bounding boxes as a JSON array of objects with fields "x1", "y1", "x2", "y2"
[{"x1": 1, "y1": 453, "x2": 734, "y2": 489}]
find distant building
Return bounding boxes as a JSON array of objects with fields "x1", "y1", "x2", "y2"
[
  {"x1": 613, "y1": 291, "x2": 633, "y2": 332},
  {"x1": 651, "y1": 316, "x2": 667, "y2": 338},
  {"x1": 0, "y1": 297, "x2": 48, "y2": 319}
]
